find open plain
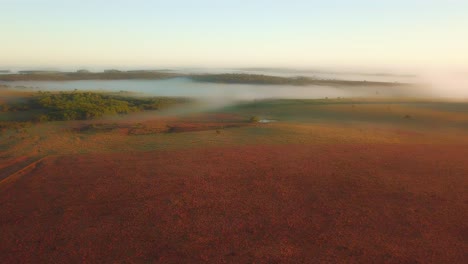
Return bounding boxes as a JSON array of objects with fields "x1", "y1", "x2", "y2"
[{"x1": 1, "y1": 91, "x2": 467, "y2": 263}]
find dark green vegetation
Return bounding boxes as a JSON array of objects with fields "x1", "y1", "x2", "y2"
[
  {"x1": 0, "y1": 91, "x2": 189, "y2": 122},
  {"x1": 0, "y1": 71, "x2": 179, "y2": 81},
  {"x1": 190, "y1": 73, "x2": 409, "y2": 87},
  {"x1": 33, "y1": 92, "x2": 137, "y2": 121}
]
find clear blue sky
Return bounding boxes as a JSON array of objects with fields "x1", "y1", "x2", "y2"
[{"x1": 1, "y1": 0, "x2": 467, "y2": 69}]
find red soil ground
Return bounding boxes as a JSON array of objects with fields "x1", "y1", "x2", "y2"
[
  {"x1": 1, "y1": 144, "x2": 467, "y2": 263},
  {"x1": 0, "y1": 156, "x2": 36, "y2": 181}
]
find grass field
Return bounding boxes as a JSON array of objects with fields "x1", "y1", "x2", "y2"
[{"x1": 1, "y1": 90, "x2": 467, "y2": 263}]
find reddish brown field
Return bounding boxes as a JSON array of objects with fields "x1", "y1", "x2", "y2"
[{"x1": 1, "y1": 144, "x2": 467, "y2": 263}]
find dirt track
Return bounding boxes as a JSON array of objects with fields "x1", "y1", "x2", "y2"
[{"x1": 1, "y1": 144, "x2": 467, "y2": 263}]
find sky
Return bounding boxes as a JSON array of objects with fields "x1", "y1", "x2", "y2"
[{"x1": 1, "y1": 0, "x2": 467, "y2": 70}]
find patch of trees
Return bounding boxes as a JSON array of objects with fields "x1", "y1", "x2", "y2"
[
  {"x1": 33, "y1": 92, "x2": 139, "y2": 121},
  {"x1": 1, "y1": 91, "x2": 189, "y2": 122}
]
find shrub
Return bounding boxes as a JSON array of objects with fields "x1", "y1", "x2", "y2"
[
  {"x1": 249, "y1": 116, "x2": 260, "y2": 123},
  {"x1": 36, "y1": 115, "x2": 49, "y2": 122}
]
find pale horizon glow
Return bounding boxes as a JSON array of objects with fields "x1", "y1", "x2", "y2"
[{"x1": 1, "y1": 0, "x2": 467, "y2": 71}]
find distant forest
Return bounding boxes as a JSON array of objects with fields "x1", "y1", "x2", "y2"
[
  {"x1": 0, "y1": 71, "x2": 408, "y2": 87},
  {"x1": 190, "y1": 73, "x2": 409, "y2": 87},
  {"x1": 0, "y1": 71, "x2": 179, "y2": 81}
]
